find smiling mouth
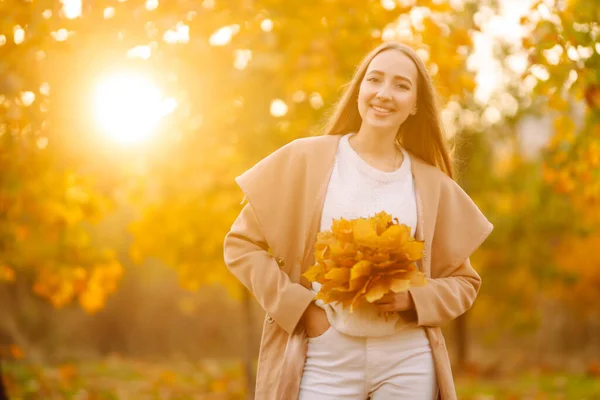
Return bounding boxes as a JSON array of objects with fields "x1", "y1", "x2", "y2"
[{"x1": 370, "y1": 105, "x2": 395, "y2": 114}]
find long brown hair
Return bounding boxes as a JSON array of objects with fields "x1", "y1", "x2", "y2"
[{"x1": 323, "y1": 41, "x2": 454, "y2": 178}]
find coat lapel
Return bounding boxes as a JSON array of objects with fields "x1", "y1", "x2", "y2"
[
  {"x1": 298, "y1": 135, "x2": 341, "y2": 286},
  {"x1": 408, "y1": 152, "x2": 438, "y2": 278}
]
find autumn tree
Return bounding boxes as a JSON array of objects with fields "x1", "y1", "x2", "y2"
[
  {"x1": 1, "y1": 0, "x2": 504, "y2": 384},
  {"x1": 451, "y1": 0, "x2": 600, "y2": 360},
  {"x1": 521, "y1": 0, "x2": 600, "y2": 343}
]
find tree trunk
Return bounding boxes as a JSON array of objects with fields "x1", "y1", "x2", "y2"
[
  {"x1": 0, "y1": 360, "x2": 8, "y2": 400},
  {"x1": 242, "y1": 286, "x2": 255, "y2": 400}
]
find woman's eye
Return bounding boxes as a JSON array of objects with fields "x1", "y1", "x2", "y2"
[
  {"x1": 367, "y1": 77, "x2": 379, "y2": 83},
  {"x1": 396, "y1": 84, "x2": 409, "y2": 90}
]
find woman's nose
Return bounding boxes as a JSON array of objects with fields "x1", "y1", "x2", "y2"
[{"x1": 376, "y1": 85, "x2": 392, "y2": 100}]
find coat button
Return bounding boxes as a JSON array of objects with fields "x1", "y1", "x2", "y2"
[
  {"x1": 266, "y1": 315, "x2": 274, "y2": 324},
  {"x1": 275, "y1": 257, "x2": 285, "y2": 267}
]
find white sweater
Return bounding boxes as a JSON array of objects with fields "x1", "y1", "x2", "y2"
[{"x1": 312, "y1": 133, "x2": 419, "y2": 337}]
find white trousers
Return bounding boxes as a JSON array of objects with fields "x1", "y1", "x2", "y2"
[{"x1": 299, "y1": 325, "x2": 438, "y2": 400}]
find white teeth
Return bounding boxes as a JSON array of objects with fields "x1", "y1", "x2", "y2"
[{"x1": 371, "y1": 105, "x2": 393, "y2": 113}]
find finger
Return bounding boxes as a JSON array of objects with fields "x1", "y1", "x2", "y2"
[
  {"x1": 374, "y1": 294, "x2": 392, "y2": 302},
  {"x1": 379, "y1": 294, "x2": 396, "y2": 302},
  {"x1": 374, "y1": 303, "x2": 395, "y2": 312}
]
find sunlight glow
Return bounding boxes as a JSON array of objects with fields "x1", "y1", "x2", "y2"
[
  {"x1": 61, "y1": 0, "x2": 82, "y2": 19},
  {"x1": 127, "y1": 45, "x2": 152, "y2": 60},
  {"x1": 21, "y1": 92, "x2": 35, "y2": 107},
  {"x1": 145, "y1": 0, "x2": 159, "y2": 10},
  {"x1": 40, "y1": 83, "x2": 51, "y2": 96},
  {"x1": 260, "y1": 19, "x2": 273, "y2": 32},
  {"x1": 209, "y1": 25, "x2": 239, "y2": 46},
  {"x1": 381, "y1": 0, "x2": 396, "y2": 11},
  {"x1": 163, "y1": 22, "x2": 189, "y2": 44},
  {"x1": 270, "y1": 99, "x2": 288, "y2": 117},
  {"x1": 94, "y1": 73, "x2": 177, "y2": 144},
  {"x1": 51, "y1": 29, "x2": 70, "y2": 42},
  {"x1": 234, "y1": 49, "x2": 252, "y2": 70},
  {"x1": 13, "y1": 26, "x2": 25, "y2": 45},
  {"x1": 309, "y1": 93, "x2": 324, "y2": 109},
  {"x1": 104, "y1": 7, "x2": 115, "y2": 19},
  {"x1": 37, "y1": 137, "x2": 48, "y2": 149},
  {"x1": 292, "y1": 91, "x2": 306, "y2": 103}
]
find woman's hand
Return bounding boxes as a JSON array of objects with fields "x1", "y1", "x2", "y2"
[
  {"x1": 373, "y1": 291, "x2": 415, "y2": 313},
  {"x1": 301, "y1": 302, "x2": 331, "y2": 338}
]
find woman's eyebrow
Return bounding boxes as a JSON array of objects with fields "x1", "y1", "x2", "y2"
[{"x1": 367, "y1": 70, "x2": 412, "y2": 85}]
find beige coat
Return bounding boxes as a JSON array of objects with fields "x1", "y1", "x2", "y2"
[{"x1": 223, "y1": 134, "x2": 493, "y2": 400}]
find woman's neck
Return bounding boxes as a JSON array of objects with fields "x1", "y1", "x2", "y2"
[
  {"x1": 348, "y1": 127, "x2": 404, "y2": 171},
  {"x1": 349, "y1": 126, "x2": 401, "y2": 158}
]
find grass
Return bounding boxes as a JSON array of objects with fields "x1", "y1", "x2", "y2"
[
  {"x1": 3, "y1": 357, "x2": 600, "y2": 399},
  {"x1": 455, "y1": 371, "x2": 600, "y2": 400},
  {"x1": 3, "y1": 356, "x2": 247, "y2": 400}
]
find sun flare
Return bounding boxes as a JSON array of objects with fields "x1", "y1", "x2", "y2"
[{"x1": 94, "y1": 72, "x2": 176, "y2": 144}]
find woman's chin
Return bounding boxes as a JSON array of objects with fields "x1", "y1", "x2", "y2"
[{"x1": 363, "y1": 118, "x2": 402, "y2": 132}]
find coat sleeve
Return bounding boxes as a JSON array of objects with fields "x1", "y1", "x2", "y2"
[
  {"x1": 223, "y1": 202, "x2": 316, "y2": 335},
  {"x1": 407, "y1": 177, "x2": 493, "y2": 327},
  {"x1": 408, "y1": 257, "x2": 481, "y2": 326}
]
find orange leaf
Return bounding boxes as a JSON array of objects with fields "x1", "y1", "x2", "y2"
[
  {"x1": 352, "y1": 218, "x2": 378, "y2": 247},
  {"x1": 331, "y1": 218, "x2": 354, "y2": 242},
  {"x1": 390, "y1": 279, "x2": 410, "y2": 293},
  {"x1": 348, "y1": 275, "x2": 370, "y2": 292},
  {"x1": 351, "y1": 276, "x2": 374, "y2": 312},
  {"x1": 303, "y1": 263, "x2": 325, "y2": 282},
  {"x1": 350, "y1": 260, "x2": 372, "y2": 281},
  {"x1": 398, "y1": 241, "x2": 424, "y2": 261},
  {"x1": 373, "y1": 211, "x2": 393, "y2": 235},
  {"x1": 9, "y1": 344, "x2": 24, "y2": 360},
  {"x1": 378, "y1": 224, "x2": 411, "y2": 250},
  {"x1": 365, "y1": 277, "x2": 392, "y2": 303},
  {"x1": 325, "y1": 267, "x2": 350, "y2": 284}
]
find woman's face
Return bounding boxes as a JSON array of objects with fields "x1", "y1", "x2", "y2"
[{"x1": 357, "y1": 49, "x2": 419, "y2": 133}]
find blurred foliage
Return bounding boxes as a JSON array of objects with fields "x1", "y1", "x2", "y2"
[
  {"x1": 3, "y1": 358, "x2": 600, "y2": 399},
  {"x1": 521, "y1": 0, "x2": 600, "y2": 214},
  {"x1": 0, "y1": 0, "x2": 482, "y2": 308},
  {"x1": 3, "y1": 357, "x2": 248, "y2": 399},
  {"x1": 0, "y1": 0, "x2": 599, "y2": 392}
]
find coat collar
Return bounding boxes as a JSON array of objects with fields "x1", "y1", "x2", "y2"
[{"x1": 235, "y1": 133, "x2": 492, "y2": 284}]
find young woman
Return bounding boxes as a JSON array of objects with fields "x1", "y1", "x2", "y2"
[{"x1": 223, "y1": 41, "x2": 493, "y2": 400}]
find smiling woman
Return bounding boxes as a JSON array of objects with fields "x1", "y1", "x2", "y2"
[{"x1": 93, "y1": 72, "x2": 177, "y2": 145}]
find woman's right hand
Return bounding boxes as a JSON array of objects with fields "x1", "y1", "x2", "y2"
[{"x1": 301, "y1": 302, "x2": 331, "y2": 338}]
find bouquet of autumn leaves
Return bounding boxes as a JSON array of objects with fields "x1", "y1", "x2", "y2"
[{"x1": 302, "y1": 211, "x2": 427, "y2": 316}]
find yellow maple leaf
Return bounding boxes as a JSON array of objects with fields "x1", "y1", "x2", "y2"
[
  {"x1": 352, "y1": 218, "x2": 378, "y2": 247},
  {"x1": 302, "y1": 263, "x2": 325, "y2": 282},
  {"x1": 325, "y1": 267, "x2": 351, "y2": 284},
  {"x1": 351, "y1": 276, "x2": 373, "y2": 312},
  {"x1": 350, "y1": 260, "x2": 372, "y2": 280},
  {"x1": 348, "y1": 275, "x2": 370, "y2": 292},
  {"x1": 304, "y1": 212, "x2": 426, "y2": 314},
  {"x1": 365, "y1": 277, "x2": 393, "y2": 303},
  {"x1": 399, "y1": 241, "x2": 425, "y2": 261},
  {"x1": 332, "y1": 218, "x2": 354, "y2": 242},
  {"x1": 378, "y1": 224, "x2": 411, "y2": 250},
  {"x1": 371, "y1": 252, "x2": 390, "y2": 263},
  {"x1": 390, "y1": 279, "x2": 411, "y2": 293},
  {"x1": 373, "y1": 211, "x2": 393, "y2": 235}
]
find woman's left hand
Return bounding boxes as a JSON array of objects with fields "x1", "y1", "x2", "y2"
[{"x1": 373, "y1": 291, "x2": 415, "y2": 313}]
